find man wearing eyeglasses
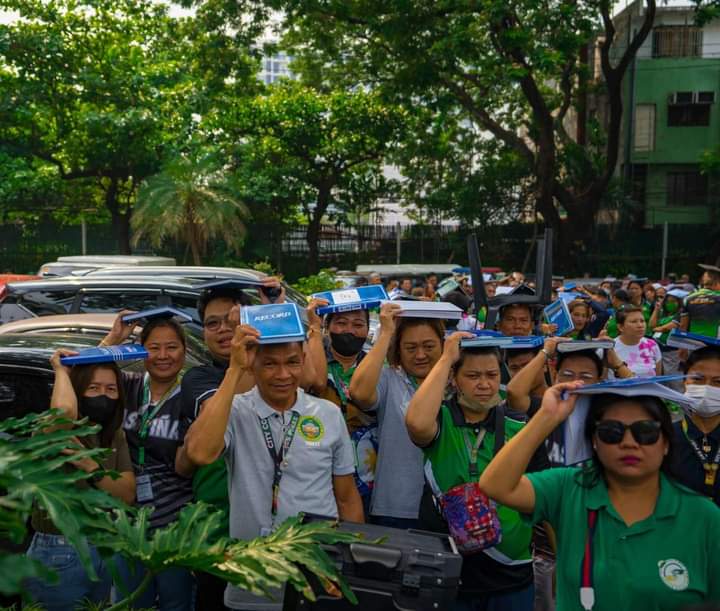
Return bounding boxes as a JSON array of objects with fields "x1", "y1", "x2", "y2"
[{"x1": 175, "y1": 279, "x2": 326, "y2": 611}]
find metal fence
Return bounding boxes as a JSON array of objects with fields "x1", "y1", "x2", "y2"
[{"x1": 0, "y1": 220, "x2": 716, "y2": 281}]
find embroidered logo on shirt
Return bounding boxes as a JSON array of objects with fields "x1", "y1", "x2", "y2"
[
  {"x1": 299, "y1": 415, "x2": 324, "y2": 442},
  {"x1": 658, "y1": 559, "x2": 689, "y2": 591}
]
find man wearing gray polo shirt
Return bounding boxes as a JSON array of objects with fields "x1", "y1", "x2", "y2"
[{"x1": 185, "y1": 322, "x2": 363, "y2": 611}]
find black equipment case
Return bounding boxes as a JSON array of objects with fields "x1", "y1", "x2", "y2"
[{"x1": 283, "y1": 519, "x2": 462, "y2": 611}]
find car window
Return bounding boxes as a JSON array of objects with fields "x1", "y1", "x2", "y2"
[
  {"x1": 0, "y1": 370, "x2": 54, "y2": 421},
  {"x1": 77, "y1": 292, "x2": 159, "y2": 314},
  {"x1": 165, "y1": 293, "x2": 201, "y2": 322},
  {"x1": 18, "y1": 290, "x2": 77, "y2": 316}
]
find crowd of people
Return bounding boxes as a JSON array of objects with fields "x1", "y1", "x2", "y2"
[{"x1": 23, "y1": 261, "x2": 720, "y2": 611}]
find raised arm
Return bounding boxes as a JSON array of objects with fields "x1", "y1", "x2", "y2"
[
  {"x1": 99, "y1": 310, "x2": 137, "y2": 346},
  {"x1": 49, "y1": 349, "x2": 80, "y2": 420},
  {"x1": 406, "y1": 332, "x2": 471, "y2": 446},
  {"x1": 349, "y1": 302, "x2": 400, "y2": 409},
  {"x1": 183, "y1": 324, "x2": 258, "y2": 466},
  {"x1": 479, "y1": 382, "x2": 582, "y2": 515},
  {"x1": 301, "y1": 298, "x2": 329, "y2": 393},
  {"x1": 507, "y1": 337, "x2": 567, "y2": 412}
]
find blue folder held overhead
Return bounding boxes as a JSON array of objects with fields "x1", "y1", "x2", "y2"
[
  {"x1": 543, "y1": 299, "x2": 573, "y2": 336},
  {"x1": 561, "y1": 376, "x2": 694, "y2": 465},
  {"x1": 460, "y1": 333, "x2": 544, "y2": 350},
  {"x1": 312, "y1": 285, "x2": 389, "y2": 316},
  {"x1": 121, "y1": 307, "x2": 193, "y2": 325},
  {"x1": 60, "y1": 344, "x2": 149, "y2": 366},
  {"x1": 666, "y1": 329, "x2": 720, "y2": 351},
  {"x1": 240, "y1": 303, "x2": 306, "y2": 345}
]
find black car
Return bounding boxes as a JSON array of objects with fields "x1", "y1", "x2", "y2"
[
  {"x1": 0, "y1": 273, "x2": 307, "y2": 325},
  {"x1": 0, "y1": 333, "x2": 152, "y2": 422}
]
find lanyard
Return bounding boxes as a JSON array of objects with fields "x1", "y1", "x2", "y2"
[
  {"x1": 462, "y1": 428, "x2": 487, "y2": 479},
  {"x1": 137, "y1": 374, "x2": 181, "y2": 469},
  {"x1": 328, "y1": 361, "x2": 355, "y2": 406},
  {"x1": 579, "y1": 509, "x2": 599, "y2": 610},
  {"x1": 681, "y1": 418, "x2": 720, "y2": 492},
  {"x1": 259, "y1": 411, "x2": 300, "y2": 518}
]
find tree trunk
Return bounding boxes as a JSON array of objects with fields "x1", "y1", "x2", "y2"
[
  {"x1": 104, "y1": 177, "x2": 132, "y2": 254},
  {"x1": 306, "y1": 184, "x2": 332, "y2": 275},
  {"x1": 189, "y1": 233, "x2": 202, "y2": 265}
]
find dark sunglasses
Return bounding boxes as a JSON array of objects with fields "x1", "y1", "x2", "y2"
[{"x1": 595, "y1": 419, "x2": 662, "y2": 445}]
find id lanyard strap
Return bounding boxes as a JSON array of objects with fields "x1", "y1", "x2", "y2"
[
  {"x1": 681, "y1": 418, "x2": 720, "y2": 492},
  {"x1": 579, "y1": 509, "x2": 599, "y2": 610},
  {"x1": 137, "y1": 375, "x2": 181, "y2": 469},
  {"x1": 259, "y1": 411, "x2": 300, "y2": 518},
  {"x1": 462, "y1": 428, "x2": 487, "y2": 479}
]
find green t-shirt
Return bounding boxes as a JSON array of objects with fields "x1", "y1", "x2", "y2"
[
  {"x1": 193, "y1": 458, "x2": 229, "y2": 534},
  {"x1": 683, "y1": 289, "x2": 720, "y2": 338},
  {"x1": 423, "y1": 401, "x2": 535, "y2": 563},
  {"x1": 527, "y1": 467, "x2": 720, "y2": 610}
]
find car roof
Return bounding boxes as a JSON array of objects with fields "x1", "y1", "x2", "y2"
[
  {"x1": 85, "y1": 266, "x2": 266, "y2": 280},
  {"x1": 355, "y1": 264, "x2": 460, "y2": 276},
  {"x1": 56, "y1": 255, "x2": 177, "y2": 265},
  {"x1": 4, "y1": 275, "x2": 204, "y2": 293},
  {"x1": 0, "y1": 313, "x2": 125, "y2": 335}
]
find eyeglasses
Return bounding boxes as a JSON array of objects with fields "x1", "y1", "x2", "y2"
[
  {"x1": 557, "y1": 370, "x2": 597, "y2": 382},
  {"x1": 203, "y1": 314, "x2": 236, "y2": 333},
  {"x1": 595, "y1": 419, "x2": 661, "y2": 445}
]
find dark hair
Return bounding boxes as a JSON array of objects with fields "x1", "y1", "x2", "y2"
[
  {"x1": 70, "y1": 363, "x2": 125, "y2": 448},
  {"x1": 616, "y1": 304, "x2": 644, "y2": 325},
  {"x1": 197, "y1": 288, "x2": 251, "y2": 322},
  {"x1": 453, "y1": 346, "x2": 502, "y2": 373},
  {"x1": 579, "y1": 393, "x2": 675, "y2": 487},
  {"x1": 627, "y1": 280, "x2": 644, "y2": 291},
  {"x1": 389, "y1": 318, "x2": 445, "y2": 367},
  {"x1": 556, "y1": 349, "x2": 603, "y2": 378},
  {"x1": 140, "y1": 318, "x2": 187, "y2": 349},
  {"x1": 568, "y1": 299, "x2": 590, "y2": 315},
  {"x1": 505, "y1": 347, "x2": 541, "y2": 362},
  {"x1": 324, "y1": 309, "x2": 370, "y2": 327},
  {"x1": 612, "y1": 288, "x2": 631, "y2": 303},
  {"x1": 499, "y1": 303, "x2": 533, "y2": 320},
  {"x1": 683, "y1": 346, "x2": 720, "y2": 374}
]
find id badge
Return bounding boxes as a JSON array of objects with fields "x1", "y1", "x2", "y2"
[{"x1": 136, "y1": 474, "x2": 154, "y2": 503}]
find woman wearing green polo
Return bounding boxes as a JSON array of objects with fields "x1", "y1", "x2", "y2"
[
  {"x1": 480, "y1": 383, "x2": 720, "y2": 610},
  {"x1": 406, "y1": 332, "x2": 548, "y2": 610}
]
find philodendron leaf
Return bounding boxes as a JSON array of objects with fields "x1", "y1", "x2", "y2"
[{"x1": 0, "y1": 553, "x2": 56, "y2": 595}]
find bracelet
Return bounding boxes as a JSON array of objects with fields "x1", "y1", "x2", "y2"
[
  {"x1": 610, "y1": 361, "x2": 627, "y2": 372},
  {"x1": 541, "y1": 348, "x2": 552, "y2": 360}
]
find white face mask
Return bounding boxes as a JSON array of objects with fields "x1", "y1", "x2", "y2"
[{"x1": 685, "y1": 384, "x2": 720, "y2": 418}]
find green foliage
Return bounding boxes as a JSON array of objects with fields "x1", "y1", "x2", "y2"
[
  {"x1": 1, "y1": 410, "x2": 365, "y2": 608},
  {"x1": 292, "y1": 270, "x2": 342, "y2": 295},
  {"x1": 132, "y1": 154, "x2": 249, "y2": 265}
]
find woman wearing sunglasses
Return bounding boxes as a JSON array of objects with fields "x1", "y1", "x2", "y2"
[{"x1": 480, "y1": 382, "x2": 720, "y2": 610}]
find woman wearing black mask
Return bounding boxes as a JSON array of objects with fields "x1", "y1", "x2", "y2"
[
  {"x1": 317, "y1": 308, "x2": 377, "y2": 512},
  {"x1": 25, "y1": 350, "x2": 135, "y2": 611}
]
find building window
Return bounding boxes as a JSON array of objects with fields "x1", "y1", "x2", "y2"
[
  {"x1": 634, "y1": 104, "x2": 655, "y2": 151},
  {"x1": 668, "y1": 103, "x2": 711, "y2": 127},
  {"x1": 652, "y1": 26, "x2": 702, "y2": 58},
  {"x1": 666, "y1": 170, "x2": 708, "y2": 207}
]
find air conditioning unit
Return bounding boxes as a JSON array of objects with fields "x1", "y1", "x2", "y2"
[
  {"x1": 669, "y1": 91, "x2": 694, "y2": 105},
  {"x1": 695, "y1": 91, "x2": 715, "y2": 104}
]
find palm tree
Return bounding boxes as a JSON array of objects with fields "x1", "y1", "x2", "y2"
[{"x1": 132, "y1": 155, "x2": 249, "y2": 264}]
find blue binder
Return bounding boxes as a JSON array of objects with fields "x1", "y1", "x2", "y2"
[
  {"x1": 60, "y1": 344, "x2": 149, "y2": 365},
  {"x1": 240, "y1": 303, "x2": 306, "y2": 344}
]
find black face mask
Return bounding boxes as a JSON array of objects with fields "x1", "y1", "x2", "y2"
[
  {"x1": 79, "y1": 395, "x2": 118, "y2": 426},
  {"x1": 330, "y1": 332, "x2": 366, "y2": 357}
]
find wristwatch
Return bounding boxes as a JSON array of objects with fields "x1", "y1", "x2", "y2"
[{"x1": 610, "y1": 361, "x2": 628, "y2": 372}]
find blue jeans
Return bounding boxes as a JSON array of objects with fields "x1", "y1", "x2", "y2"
[
  {"x1": 113, "y1": 556, "x2": 195, "y2": 610},
  {"x1": 454, "y1": 584, "x2": 535, "y2": 611},
  {"x1": 25, "y1": 532, "x2": 112, "y2": 611}
]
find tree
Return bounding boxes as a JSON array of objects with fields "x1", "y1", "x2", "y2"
[
  {"x1": 220, "y1": 83, "x2": 407, "y2": 273},
  {"x1": 132, "y1": 155, "x2": 249, "y2": 265},
  {"x1": 259, "y1": 0, "x2": 656, "y2": 258},
  {"x1": 0, "y1": 0, "x2": 198, "y2": 253}
]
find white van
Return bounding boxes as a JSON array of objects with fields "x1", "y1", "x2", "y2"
[{"x1": 37, "y1": 255, "x2": 176, "y2": 277}]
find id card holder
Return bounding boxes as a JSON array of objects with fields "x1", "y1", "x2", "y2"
[{"x1": 136, "y1": 474, "x2": 154, "y2": 503}]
